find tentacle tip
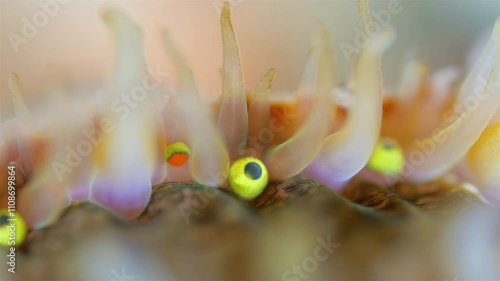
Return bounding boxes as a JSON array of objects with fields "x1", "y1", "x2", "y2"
[
  {"x1": 221, "y1": 2, "x2": 232, "y2": 23},
  {"x1": 259, "y1": 68, "x2": 276, "y2": 87},
  {"x1": 9, "y1": 72, "x2": 19, "y2": 85},
  {"x1": 9, "y1": 72, "x2": 23, "y2": 98},
  {"x1": 101, "y1": 9, "x2": 118, "y2": 25},
  {"x1": 267, "y1": 68, "x2": 276, "y2": 79},
  {"x1": 366, "y1": 27, "x2": 396, "y2": 53},
  {"x1": 101, "y1": 9, "x2": 137, "y2": 33}
]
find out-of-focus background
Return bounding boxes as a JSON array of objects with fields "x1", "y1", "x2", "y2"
[{"x1": 0, "y1": 0, "x2": 499, "y2": 121}]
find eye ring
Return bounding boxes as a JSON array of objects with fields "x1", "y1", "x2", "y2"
[
  {"x1": 0, "y1": 209, "x2": 28, "y2": 247},
  {"x1": 228, "y1": 157, "x2": 269, "y2": 200},
  {"x1": 367, "y1": 138, "x2": 404, "y2": 175},
  {"x1": 165, "y1": 142, "x2": 190, "y2": 167}
]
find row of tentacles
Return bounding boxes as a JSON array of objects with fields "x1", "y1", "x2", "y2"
[{"x1": 1, "y1": 1, "x2": 499, "y2": 231}]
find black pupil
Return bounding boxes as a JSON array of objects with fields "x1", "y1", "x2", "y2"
[
  {"x1": 244, "y1": 162, "x2": 262, "y2": 180},
  {"x1": 382, "y1": 140, "x2": 394, "y2": 150},
  {"x1": 0, "y1": 215, "x2": 8, "y2": 226}
]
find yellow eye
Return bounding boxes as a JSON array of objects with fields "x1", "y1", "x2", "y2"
[
  {"x1": 0, "y1": 209, "x2": 28, "y2": 247},
  {"x1": 228, "y1": 157, "x2": 269, "y2": 200},
  {"x1": 165, "y1": 142, "x2": 190, "y2": 167},
  {"x1": 367, "y1": 138, "x2": 404, "y2": 175}
]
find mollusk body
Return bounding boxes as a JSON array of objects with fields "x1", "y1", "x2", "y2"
[{"x1": 1, "y1": 1, "x2": 499, "y2": 229}]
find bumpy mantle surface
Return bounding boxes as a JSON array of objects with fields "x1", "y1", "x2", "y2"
[{"x1": 4, "y1": 177, "x2": 495, "y2": 281}]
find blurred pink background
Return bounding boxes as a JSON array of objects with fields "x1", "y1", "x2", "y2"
[{"x1": 1, "y1": 0, "x2": 498, "y2": 121}]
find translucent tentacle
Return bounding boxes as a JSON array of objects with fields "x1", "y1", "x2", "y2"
[
  {"x1": 397, "y1": 59, "x2": 426, "y2": 102},
  {"x1": 165, "y1": 27, "x2": 230, "y2": 186},
  {"x1": 247, "y1": 68, "x2": 275, "y2": 158},
  {"x1": 358, "y1": 0, "x2": 374, "y2": 47},
  {"x1": 266, "y1": 28, "x2": 335, "y2": 180},
  {"x1": 9, "y1": 73, "x2": 32, "y2": 123},
  {"x1": 398, "y1": 60, "x2": 428, "y2": 147},
  {"x1": 404, "y1": 23, "x2": 500, "y2": 182},
  {"x1": 163, "y1": 30, "x2": 229, "y2": 185},
  {"x1": 7, "y1": 74, "x2": 48, "y2": 179},
  {"x1": 18, "y1": 123, "x2": 76, "y2": 228},
  {"x1": 90, "y1": 10, "x2": 155, "y2": 219},
  {"x1": 103, "y1": 10, "x2": 145, "y2": 96},
  {"x1": 429, "y1": 66, "x2": 461, "y2": 105},
  {"x1": 217, "y1": 2, "x2": 248, "y2": 161},
  {"x1": 18, "y1": 179, "x2": 70, "y2": 229},
  {"x1": 467, "y1": 122, "x2": 500, "y2": 205},
  {"x1": 382, "y1": 60, "x2": 427, "y2": 147},
  {"x1": 296, "y1": 48, "x2": 319, "y2": 103},
  {"x1": 303, "y1": 29, "x2": 394, "y2": 188},
  {"x1": 161, "y1": 32, "x2": 191, "y2": 182},
  {"x1": 456, "y1": 19, "x2": 499, "y2": 109},
  {"x1": 177, "y1": 70, "x2": 230, "y2": 186}
]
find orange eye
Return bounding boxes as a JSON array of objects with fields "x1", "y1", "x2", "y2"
[{"x1": 165, "y1": 142, "x2": 190, "y2": 167}]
